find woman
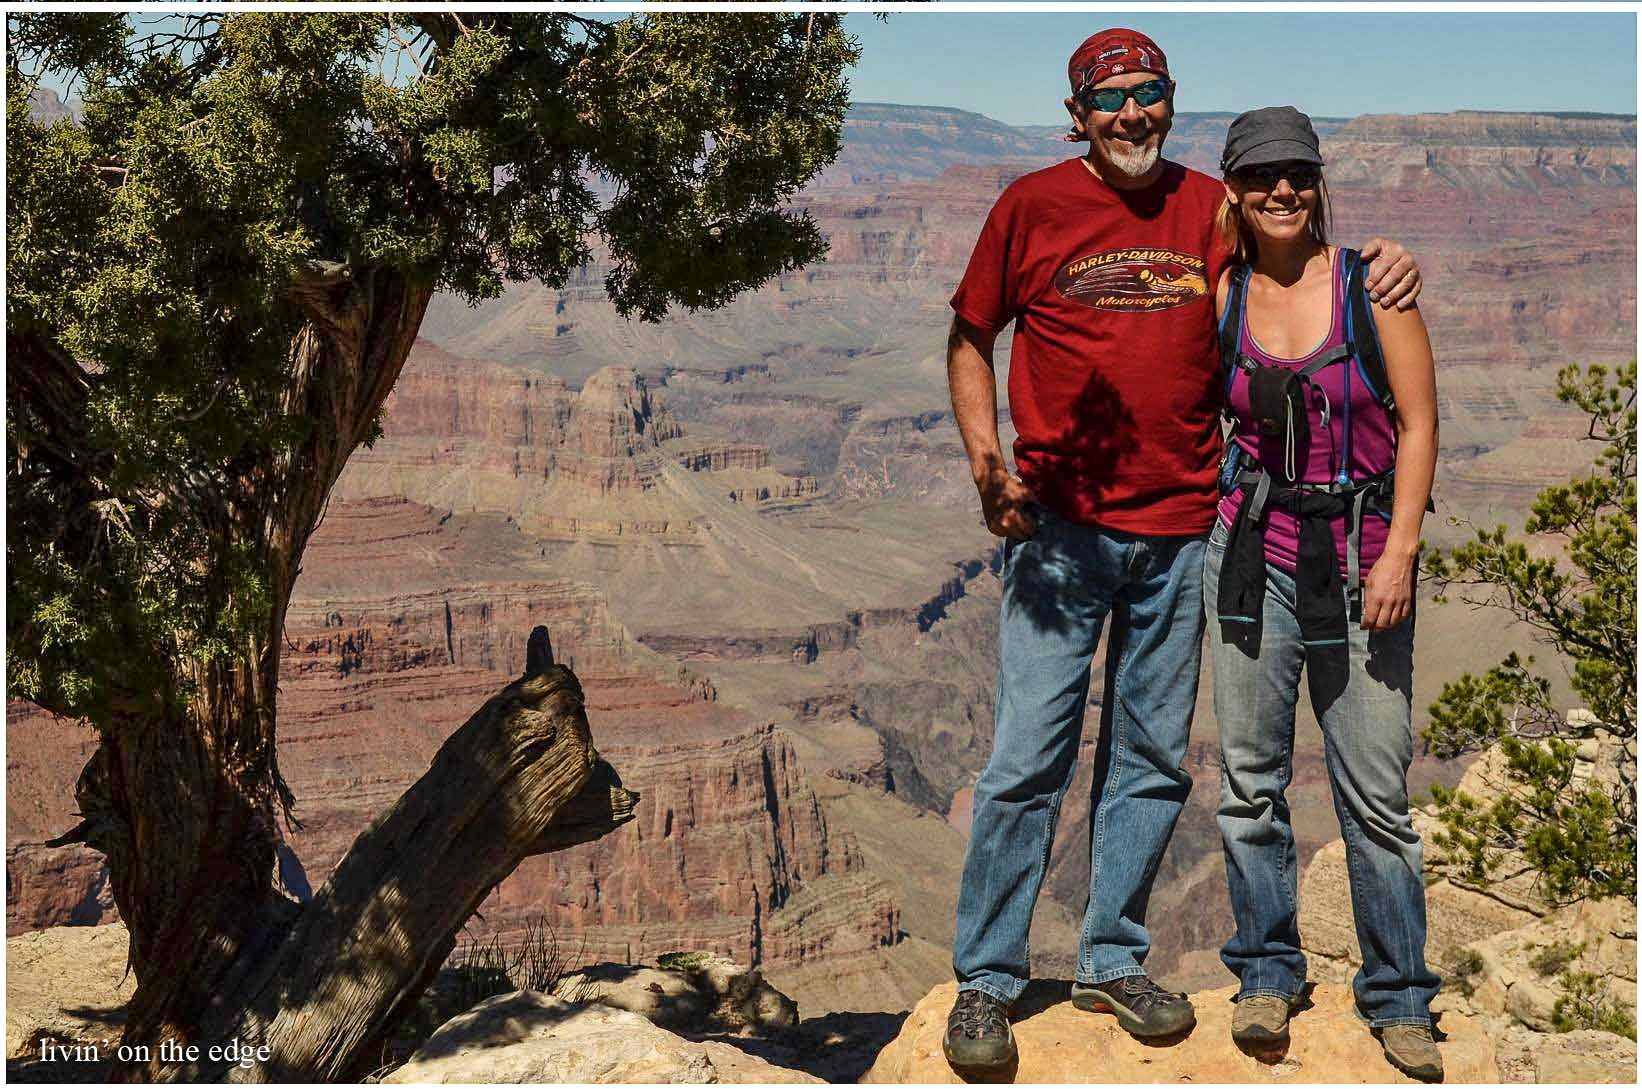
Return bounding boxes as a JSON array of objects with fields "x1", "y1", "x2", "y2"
[{"x1": 1202, "y1": 107, "x2": 1443, "y2": 1081}]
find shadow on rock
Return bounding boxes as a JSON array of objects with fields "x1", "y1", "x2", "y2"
[
  {"x1": 408, "y1": 992, "x2": 580, "y2": 1061},
  {"x1": 951, "y1": 1054, "x2": 1020, "y2": 1084},
  {"x1": 696, "y1": 1009, "x2": 912, "y2": 1083}
]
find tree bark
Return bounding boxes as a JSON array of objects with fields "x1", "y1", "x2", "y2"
[
  {"x1": 99, "y1": 633, "x2": 637, "y2": 1081},
  {"x1": 22, "y1": 263, "x2": 640, "y2": 1082},
  {"x1": 18, "y1": 245, "x2": 639, "y2": 1083},
  {"x1": 33, "y1": 265, "x2": 436, "y2": 1080}
]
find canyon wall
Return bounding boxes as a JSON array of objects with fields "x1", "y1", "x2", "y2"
[{"x1": 11, "y1": 104, "x2": 1633, "y2": 1014}]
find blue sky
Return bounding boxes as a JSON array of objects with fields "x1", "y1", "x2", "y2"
[
  {"x1": 842, "y1": 12, "x2": 1638, "y2": 124},
  {"x1": 27, "y1": 10, "x2": 1636, "y2": 126}
]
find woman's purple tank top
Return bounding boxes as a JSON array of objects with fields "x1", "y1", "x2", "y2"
[{"x1": 1217, "y1": 249, "x2": 1397, "y2": 580}]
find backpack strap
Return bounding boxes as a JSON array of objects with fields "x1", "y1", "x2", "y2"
[
  {"x1": 1298, "y1": 343, "x2": 1352, "y2": 379},
  {"x1": 1218, "y1": 265, "x2": 1253, "y2": 400},
  {"x1": 1341, "y1": 248, "x2": 1396, "y2": 411}
]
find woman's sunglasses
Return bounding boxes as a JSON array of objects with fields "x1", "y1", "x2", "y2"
[
  {"x1": 1078, "y1": 78, "x2": 1172, "y2": 114},
  {"x1": 1235, "y1": 162, "x2": 1323, "y2": 191}
]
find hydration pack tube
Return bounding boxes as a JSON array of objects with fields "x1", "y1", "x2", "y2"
[{"x1": 1341, "y1": 249, "x2": 1395, "y2": 413}]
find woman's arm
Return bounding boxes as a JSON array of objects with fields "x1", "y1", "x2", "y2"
[{"x1": 1360, "y1": 302, "x2": 1439, "y2": 631}]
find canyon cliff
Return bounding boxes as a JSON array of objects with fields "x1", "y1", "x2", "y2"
[{"x1": 10, "y1": 104, "x2": 1634, "y2": 1020}]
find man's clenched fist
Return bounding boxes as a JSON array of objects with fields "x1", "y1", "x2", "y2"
[{"x1": 978, "y1": 469, "x2": 1039, "y2": 539}]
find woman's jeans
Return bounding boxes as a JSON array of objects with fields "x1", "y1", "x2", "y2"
[
  {"x1": 1203, "y1": 520, "x2": 1439, "y2": 1027},
  {"x1": 952, "y1": 509, "x2": 1206, "y2": 1004}
]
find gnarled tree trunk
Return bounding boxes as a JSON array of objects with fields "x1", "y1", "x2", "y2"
[
  {"x1": 89, "y1": 629, "x2": 637, "y2": 1082},
  {"x1": 24, "y1": 268, "x2": 640, "y2": 1080}
]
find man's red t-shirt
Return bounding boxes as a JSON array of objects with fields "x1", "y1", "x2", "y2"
[{"x1": 951, "y1": 157, "x2": 1233, "y2": 535}]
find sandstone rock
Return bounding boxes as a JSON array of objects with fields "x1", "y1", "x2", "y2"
[
  {"x1": 1301, "y1": 735, "x2": 1632, "y2": 987},
  {"x1": 664, "y1": 952, "x2": 799, "y2": 1030},
  {"x1": 6, "y1": 923, "x2": 131, "y2": 1059},
  {"x1": 1503, "y1": 977, "x2": 1560, "y2": 1032},
  {"x1": 382, "y1": 990, "x2": 816, "y2": 1084},
  {"x1": 6, "y1": 844, "x2": 116, "y2": 936},
  {"x1": 863, "y1": 981, "x2": 1498, "y2": 1083},
  {"x1": 697, "y1": 1040, "x2": 824, "y2": 1084},
  {"x1": 1524, "y1": 1028, "x2": 1637, "y2": 1084},
  {"x1": 551, "y1": 954, "x2": 800, "y2": 1034},
  {"x1": 1490, "y1": 1019, "x2": 1639, "y2": 1084},
  {"x1": 1457, "y1": 897, "x2": 1636, "y2": 1031},
  {"x1": 567, "y1": 366, "x2": 684, "y2": 461},
  {"x1": 553, "y1": 964, "x2": 711, "y2": 1028}
]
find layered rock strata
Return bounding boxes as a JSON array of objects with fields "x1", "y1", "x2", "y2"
[{"x1": 8, "y1": 497, "x2": 899, "y2": 980}]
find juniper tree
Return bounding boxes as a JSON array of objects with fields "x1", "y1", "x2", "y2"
[
  {"x1": 7, "y1": 12, "x2": 856, "y2": 1079},
  {"x1": 1422, "y1": 362, "x2": 1636, "y2": 905}
]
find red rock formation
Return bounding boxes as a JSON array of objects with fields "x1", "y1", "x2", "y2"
[
  {"x1": 7, "y1": 497, "x2": 898, "y2": 980},
  {"x1": 9, "y1": 106, "x2": 1631, "y2": 1014},
  {"x1": 6, "y1": 844, "x2": 116, "y2": 936}
]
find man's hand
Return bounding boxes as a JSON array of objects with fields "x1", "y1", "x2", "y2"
[
  {"x1": 977, "y1": 468, "x2": 1038, "y2": 539},
  {"x1": 1360, "y1": 547, "x2": 1416, "y2": 631},
  {"x1": 1360, "y1": 238, "x2": 1421, "y2": 311}
]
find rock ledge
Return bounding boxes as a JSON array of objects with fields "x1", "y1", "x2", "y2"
[{"x1": 864, "y1": 981, "x2": 1499, "y2": 1083}]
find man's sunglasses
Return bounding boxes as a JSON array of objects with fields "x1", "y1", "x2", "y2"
[
  {"x1": 1078, "y1": 78, "x2": 1172, "y2": 114},
  {"x1": 1235, "y1": 162, "x2": 1323, "y2": 191}
]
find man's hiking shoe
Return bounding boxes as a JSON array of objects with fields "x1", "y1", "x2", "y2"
[
  {"x1": 1377, "y1": 1023, "x2": 1443, "y2": 1081},
  {"x1": 1230, "y1": 993, "x2": 1299, "y2": 1049},
  {"x1": 943, "y1": 989, "x2": 1016, "y2": 1069},
  {"x1": 1072, "y1": 974, "x2": 1196, "y2": 1037}
]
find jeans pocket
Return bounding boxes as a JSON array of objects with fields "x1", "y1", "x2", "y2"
[{"x1": 1208, "y1": 517, "x2": 1231, "y2": 552}]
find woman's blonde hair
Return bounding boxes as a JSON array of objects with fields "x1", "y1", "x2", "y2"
[{"x1": 1214, "y1": 173, "x2": 1332, "y2": 264}]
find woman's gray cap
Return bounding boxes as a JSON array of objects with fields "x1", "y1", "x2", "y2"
[{"x1": 1220, "y1": 106, "x2": 1324, "y2": 173}]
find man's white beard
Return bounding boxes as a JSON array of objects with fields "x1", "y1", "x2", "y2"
[{"x1": 1103, "y1": 136, "x2": 1161, "y2": 178}]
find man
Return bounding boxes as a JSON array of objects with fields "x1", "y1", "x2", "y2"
[{"x1": 942, "y1": 28, "x2": 1420, "y2": 1069}]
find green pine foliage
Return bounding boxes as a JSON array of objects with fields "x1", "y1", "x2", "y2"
[
  {"x1": 8, "y1": 13, "x2": 857, "y2": 723},
  {"x1": 1551, "y1": 970, "x2": 1636, "y2": 1039},
  {"x1": 1422, "y1": 362, "x2": 1636, "y2": 905}
]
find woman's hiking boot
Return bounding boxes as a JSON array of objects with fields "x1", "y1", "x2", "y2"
[
  {"x1": 1230, "y1": 993, "x2": 1299, "y2": 1049},
  {"x1": 943, "y1": 989, "x2": 1016, "y2": 1070},
  {"x1": 1377, "y1": 1024, "x2": 1444, "y2": 1081},
  {"x1": 1071, "y1": 973, "x2": 1196, "y2": 1037}
]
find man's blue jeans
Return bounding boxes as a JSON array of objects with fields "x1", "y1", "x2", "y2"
[
  {"x1": 1203, "y1": 520, "x2": 1439, "y2": 1027},
  {"x1": 952, "y1": 508, "x2": 1206, "y2": 1004}
]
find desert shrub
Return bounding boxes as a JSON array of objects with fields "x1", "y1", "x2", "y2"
[
  {"x1": 657, "y1": 950, "x2": 715, "y2": 972},
  {"x1": 1551, "y1": 970, "x2": 1636, "y2": 1039},
  {"x1": 1423, "y1": 363, "x2": 1636, "y2": 905},
  {"x1": 1527, "y1": 939, "x2": 1585, "y2": 978},
  {"x1": 444, "y1": 916, "x2": 587, "y2": 1011},
  {"x1": 1443, "y1": 947, "x2": 1486, "y2": 998}
]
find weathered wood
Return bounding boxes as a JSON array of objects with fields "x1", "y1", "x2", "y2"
[{"x1": 149, "y1": 649, "x2": 639, "y2": 1082}]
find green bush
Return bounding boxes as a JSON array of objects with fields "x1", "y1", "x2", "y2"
[
  {"x1": 1443, "y1": 947, "x2": 1486, "y2": 998},
  {"x1": 1552, "y1": 970, "x2": 1636, "y2": 1039},
  {"x1": 657, "y1": 950, "x2": 715, "y2": 972},
  {"x1": 1527, "y1": 939, "x2": 1585, "y2": 978},
  {"x1": 1423, "y1": 363, "x2": 1636, "y2": 905}
]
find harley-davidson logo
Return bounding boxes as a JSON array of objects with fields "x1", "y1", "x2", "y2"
[{"x1": 1055, "y1": 247, "x2": 1208, "y2": 312}]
